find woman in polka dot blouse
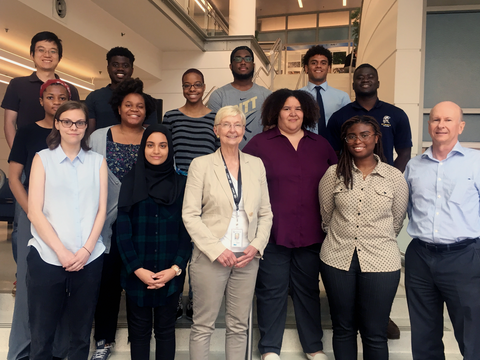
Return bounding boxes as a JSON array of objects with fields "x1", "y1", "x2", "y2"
[{"x1": 318, "y1": 115, "x2": 409, "y2": 360}]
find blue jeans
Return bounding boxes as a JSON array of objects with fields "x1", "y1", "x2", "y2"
[
  {"x1": 27, "y1": 247, "x2": 103, "y2": 360},
  {"x1": 321, "y1": 251, "x2": 400, "y2": 360}
]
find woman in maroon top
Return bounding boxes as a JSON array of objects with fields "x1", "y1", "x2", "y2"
[{"x1": 243, "y1": 89, "x2": 337, "y2": 360}]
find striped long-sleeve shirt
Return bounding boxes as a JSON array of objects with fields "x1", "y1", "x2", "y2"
[{"x1": 162, "y1": 109, "x2": 218, "y2": 173}]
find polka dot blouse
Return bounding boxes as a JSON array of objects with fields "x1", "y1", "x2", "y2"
[{"x1": 318, "y1": 156, "x2": 409, "y2": 272}]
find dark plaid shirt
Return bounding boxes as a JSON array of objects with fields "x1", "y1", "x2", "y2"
[{"x1": 116, "y1": 195, "x2": 191, "y2": 307}]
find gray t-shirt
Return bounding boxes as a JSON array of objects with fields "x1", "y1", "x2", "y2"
[{"x1": 208, "y1": 83, "x2": 271, "y2": 149}]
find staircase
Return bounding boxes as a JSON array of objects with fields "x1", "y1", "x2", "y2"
[{"x1": 0, "y1": 269, "x2": 463, "y2": 360}]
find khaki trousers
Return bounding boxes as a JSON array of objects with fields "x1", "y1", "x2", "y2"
[{"x1": 189, "y1": 247, "x2": 259, "y2": 360}]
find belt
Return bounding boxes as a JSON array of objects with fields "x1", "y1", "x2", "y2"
[{"x1": 415, "y1": 238, "x2": 478, "y2": 252}]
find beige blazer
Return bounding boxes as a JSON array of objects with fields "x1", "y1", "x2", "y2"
[{"x1": 182, "y1": 149, "x2": 273, "y2": 262}]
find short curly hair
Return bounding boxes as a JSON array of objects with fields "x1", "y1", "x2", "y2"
[
  {"x1": 261, "y1": 89, "x2": 319, "y2": 129},
  {"x1": 302, "y1": 45, "x2": 332, "y2": 67},
  {"x1": 106, "y1": 47, "x2": 135, "y2": 64},
  {"x1": 109, "y1": 78, "x2": 155, "y2": 122}
]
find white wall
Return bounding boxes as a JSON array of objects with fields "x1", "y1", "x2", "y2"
[{"x1": 358, "y1": 0, "x2": 425, "y2": 157}]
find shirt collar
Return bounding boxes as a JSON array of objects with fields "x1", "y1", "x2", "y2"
[
  {"x1": 422, "y1": 141, "x2": 465, "y2": 161},
  {"x1": 351, "y1": 154, "x2": 386, "y2": 178},
  {"x1": 265, "y1": 126, "x2": 317, "y2": 141},
  {"x1": 307, "y1": 81, "x2": 329, "y2": 92},
  {"x1": 54, "y1": 145, "x2": 86, "y2": 164},
  {"x1": 352, "y1": 98, "x2": 382, "y2": 110},
  {"x1": 28, "y1": 72, "x2": 60, "y2": 83}
]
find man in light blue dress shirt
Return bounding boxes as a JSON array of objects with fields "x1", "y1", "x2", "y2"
[
  {"x1": 299, "y1": 45, "x2": 350, "y2": 136},
  {"x1": 404, "y1": 101, "x2": 480, "y2": 360}
]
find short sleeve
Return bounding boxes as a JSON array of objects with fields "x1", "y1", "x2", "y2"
[
  {"x1": 1, "y1": 79, "x2": 21, "y2": 111},
  {"x1": 393, "y1": 110, "x2": 413, "y2": 149},
  {"x1": 207, "y1": 89, "x2": 223, "y2": 112}
]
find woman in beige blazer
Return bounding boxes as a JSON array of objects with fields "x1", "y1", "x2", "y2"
[{"x1": 183, "y1": 105, "x2": 273, "y2": 360}]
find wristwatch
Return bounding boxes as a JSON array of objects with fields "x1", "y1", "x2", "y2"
[{"x1": 171, "y1": 265, "x2": 182, "y2": 276}]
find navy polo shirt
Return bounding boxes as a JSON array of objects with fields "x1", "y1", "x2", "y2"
[
  {"x1": 327, "y1": 99, "x2": 412, "y2": 165},
  {"x1": 84, "y1": 85, "x2": 158, "y2": 130},
  {"x1": 1, "y1": 72, "x2": 80, "y2": 129}
]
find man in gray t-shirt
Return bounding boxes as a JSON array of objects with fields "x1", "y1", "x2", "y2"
[{"x1": 208, "y1": 46, "x2": 271, "y2": 149}]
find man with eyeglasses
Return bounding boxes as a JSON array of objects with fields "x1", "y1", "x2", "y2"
[
  {"x1": 85, "y1": 47, "x2": 158, "y2": 132},
  {"x1": 2, "y1": 31, "x2": 80, "y2": 149},
  {"x1": 208, "y1": 46, "x2": 271, "y2": 149},
  {"x1": 299, "y1": 45, "x2": 351, "y2": 138},
  {"x1": 327, "y1": 63, "x2": 412, "y2": 172}
]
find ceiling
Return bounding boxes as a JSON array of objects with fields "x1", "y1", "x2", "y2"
[{"x1": 211, "y1": 0, "x2": 362, "y2": 18}]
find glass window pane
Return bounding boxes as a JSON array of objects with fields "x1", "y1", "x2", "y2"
[
  {"x1": 259, "y1": 17, "x2": 286, "y2": 32},
  {"x1": 288, "y1": 14, "x2": 317, "y2": 29},
  {"x1": 258, "y1": 31, "x2": 286, "y2": 44},
  {"x1": 318, "y1": 27, "x2": 349, "y2": 42},
  {"x1": 318, "y1": 11, "x2": 350, "y2": 27},
  {"x1": 287, "y1": 29, "x2": 316, "y2": 44}
]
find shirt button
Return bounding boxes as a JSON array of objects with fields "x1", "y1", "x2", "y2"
[
  {"x1": 358, "y1": 213, "x2": 360, "y2": 215},
  {"x1": 440, "y1": 162, "x2": 443, "y2": 165},
  {"x1": 359, "y1": 200, "x2": 361, "y2": 202},
  {"x1": 435, "y1": 230, "x2": 438, "y2": 233},
  {"x1": 356, "y1": 225, "x2": 359, "y2": 228},
  {"x1": 436, "y1": 212, "x2": 439, "y2": 215},
  {"x1": 361, "y1": 188, "x2": 364, "y2": 191},
  {"x1": 155, "y1": 214, "x2": 158, "y2": 217},
  {"x1": 155, "y1": 232, "x2": 158, "y2": 235},
  {"x1": 437, "y1": 195, "x2": 441, "y2": 198},
  {"x1": 355, "y1": 237, "x2": 357, "y2": 240},
  {"x1": 438, "y1": 178, "x2": 441, "y2": 181}
]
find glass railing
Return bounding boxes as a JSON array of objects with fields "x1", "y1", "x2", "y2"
[{"x1": 172, "y1": 0, "x2": 228, "y2": 36}]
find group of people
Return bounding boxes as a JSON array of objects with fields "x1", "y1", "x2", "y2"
[{"x1": 2, "y1": 30, "x2": 479, "y2": 360}]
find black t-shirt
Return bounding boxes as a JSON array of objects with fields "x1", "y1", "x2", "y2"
[{"x1": 8, "y1": 123, "x2": 52, "y2": 188}]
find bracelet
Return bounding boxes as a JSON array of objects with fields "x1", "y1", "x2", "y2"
[{"x1": 83, "y1": 246, "x2": 91, "y2": 255}]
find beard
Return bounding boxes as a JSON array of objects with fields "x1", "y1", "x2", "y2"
[{"x1": 231, "y1": 68, "x2": 254, "y2": 81}]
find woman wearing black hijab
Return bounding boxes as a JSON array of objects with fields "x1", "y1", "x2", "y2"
[{"x1": 116, "y1": 125, "x2": 192, "y2": 360}]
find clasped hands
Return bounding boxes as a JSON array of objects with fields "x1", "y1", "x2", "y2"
[
  {"x1": 134, "y1": 267, "x2": 177, "y2": 289},
  {"x1": 216, "y1": 245, "x2": 258, "y2": 268}
]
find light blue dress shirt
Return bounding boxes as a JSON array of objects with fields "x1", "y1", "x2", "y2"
[
  {"x1": 405, "y1": 142, "x2": 480, "y2": 244},
  {"x1": 29, "y1": 145, "x2": 106, "y2": 266},
  {"x1": 299, "y1": 81, "x2": 351, "y2": 134}
]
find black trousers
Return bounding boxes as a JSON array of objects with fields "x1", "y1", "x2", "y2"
[
  {"x1": 321, "y1": 251, "x2": 400, "y2": 360},
  {"x1": 93, "y1": 223, "x2": 123, "y2": 343},
  {"x1": 256, "y1": 242, "x2": 324, "y2": 355},
  {"x1": 27, "y1": 247, "x2": 103, "y2": 360},
  {"x1": 126, "y1": 290, "x2": 181, "y2": 360},
  {"x1": 405, "y1": 238, "x2": 480, "y2": 360}
]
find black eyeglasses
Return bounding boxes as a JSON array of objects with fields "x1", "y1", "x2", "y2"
[
  {"x1": 57, "y1": 119, "x2": 88, "y2": 129},
  {"x1": 233, "y1": 56, "x2": 253, "y2": 63},
  {"x1": 182, "y1": 83, "x2": 204, "y2": 90}
]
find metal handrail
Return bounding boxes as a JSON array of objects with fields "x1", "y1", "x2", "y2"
[{"x1": 254, "y1": 38, "x2": 284, "y2": 90}]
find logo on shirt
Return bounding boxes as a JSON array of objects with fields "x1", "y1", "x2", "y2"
[{"x1": 381, "y1": 116, "x2": 392, "y2": 127}]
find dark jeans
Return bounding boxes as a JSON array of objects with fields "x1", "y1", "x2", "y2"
[
  {"x1": 321, "y1": 251, "x2": 400, "y2": 360},
  {"x1": 405, "y1": 238, "x2": 480, "y2": 360},
  {"x1": 27, "y1": 247, "x2": 103, "y2": 360},
  {"x1": 126, "y1": 291, "x2": 181, "y2": 360},
  {"x1": 256, "y1": 242, "x2": 324, "y2": 355},
  {"x1": 94, "y1": 223, "x2": 123, "y2": 344}
]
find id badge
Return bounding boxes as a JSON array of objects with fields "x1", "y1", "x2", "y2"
[{"x1": 231, "y1": 229, "x2": 244, "y2": 248}]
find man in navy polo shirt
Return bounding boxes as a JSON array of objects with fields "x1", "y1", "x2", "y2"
[
  {"x1": 327, "y1": 63, "x2": 412, "y2": 172},
  {"x1": 85, "y1": 46, "x2": 157, "y2": 132}
]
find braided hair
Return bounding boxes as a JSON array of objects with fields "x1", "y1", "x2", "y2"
[{"x1": 336, "y1": 115, "x2": 387, "y2": 189}]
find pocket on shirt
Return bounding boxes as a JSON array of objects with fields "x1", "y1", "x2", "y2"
[
  {"x1": 374, "y1": 186, "x2": 394, "y2": 205},
  {"x1": 450, "y1": 178, "x2": 474, "y2": 205}
]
